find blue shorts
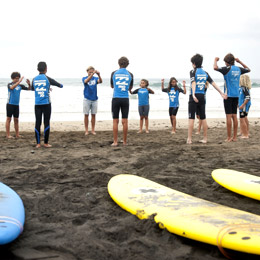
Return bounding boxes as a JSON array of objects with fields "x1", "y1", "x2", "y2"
[
  {"x1": 138, "y1": 105, "x2": 149, "y2": 117},
  {"x1": 83, "y1": 98, "x2": 98, "y2": 115}
]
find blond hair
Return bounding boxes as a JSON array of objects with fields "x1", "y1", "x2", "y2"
[
  {"x1": 240, "y1": 74, "x2": 251, "y2": 89},
  {"x1": 87, "y1": 66, "x2": 95, "y2": 72}
]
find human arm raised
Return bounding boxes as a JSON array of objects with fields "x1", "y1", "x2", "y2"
[
  {"x1": 235, "y1": 58, "x2": 251, "y2": 72},
  {"x1": 9, "y1": 76, "x2": 24, "y2": 90}
]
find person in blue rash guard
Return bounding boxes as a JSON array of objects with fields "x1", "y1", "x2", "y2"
[
  {"x1": 110, "y1": 56, "x2": 133, "y2": 146},
  {"x1": 214, "y1": 54, "x2": 250, "y2": 142},
  {"x1": 131, "y1": 79, "x2": 154, "y2": 134},
  {"x1": 187, "y1": 54, "x2": 226, "y2": 145},
  {"x1": 161, "y1": 77, "x2": 186, "y2": 134},
  {"x1": 6, "y1": 72, "x2": 31, "y2": 139},
  {"x1": 31, "y1": 62, "x2": 63, "y2": 148}
]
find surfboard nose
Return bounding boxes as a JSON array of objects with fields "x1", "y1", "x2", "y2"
[{"x1": 0, "y1": 219, "x2": 23, "y2": 245}]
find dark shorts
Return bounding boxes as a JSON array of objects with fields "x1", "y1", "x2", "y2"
[
  {"x1": 224, "y1": 97, "x2": 238, "y2": 114},
  {"x1": 188, "y1": 94, "x2": 206, "y2": 120},
  {"x1": 169, "y1": 107, "x2": 179, "y2": 116},
  {"x1": 6, "y1": 104, "x2": 19, "y2": 118},
  {"x1": 112, "y1": 98, "x2": 129, "y2": 119},
  {"x1": 138, "y1": 105, "x2": 149, "y2": 117}
]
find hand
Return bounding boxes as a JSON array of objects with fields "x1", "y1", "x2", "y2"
[
  {"x1": 19, "y1": 76, "x2": 24, "y2": 83},
  {"x1": 239, "y1": 105, "x2": 244, "y2": 109},
  {"x1": 26, "y1": 79, "x2": 31, "y2": 85},
  {"x1": 193, "y1": 95, "x2": 199, "y2": 103},
  {"x1": 182, "y1": 80, "x2": 186, "y2": 86},
  {"x1": 215, "y1": 57, "x2": 219, "y2": 61},
  {"x1": 221, "y1": 93, "x2": 227, "y2": 100},
  {"x1": 161, "y1": 79, "x2": 164, "y2": 83},
  {"x1": 95, "y1": 70, "x2": 100, "y2": 75},
  {"x1": 235, "y1": 58, "x2": 241, "y2": 63}
]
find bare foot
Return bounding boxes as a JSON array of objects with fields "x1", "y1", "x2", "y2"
[
  {"x1": 186, "y1": 139, "x2": 192, "y2": 144},
  {"x1": 36, "y1": 144, "x2": 41, "y2": 148},
  {"x1": 199, "y1": 139, "x2": 207, "y2": 144},
  {"x1": 111, "y1": 143, "x2": 118, "y2": 147},
  {"x1": 240, "y1": 135, "x2": 249, "y2": 139},
  {"x1": 225, "y1": 138, "x2": 232, "y2": 143},
  {"x1": 6, "y1": 136, "x2": 14, "y2": 139},
  {"x1": 91, "y1": 131, "x2": 96, "y2": 135},
  {"x1": 123, "y1": 143, "x2": 128, "y2": 146},
  {"x1": 145, "y1": 130, "x2": 149, "y2": 134},
  {"x1": 137, "y1": 130, "x2": 142, "y2": 134},
  {"x1": 85, "y1": 132, "x2": 89, "y2": 136},
  {"x1": 232, "y1": 138, "x2": 237, "y2": 142},
  {"x1": 16, "y1": 135, "x2": 23, "y2": 138},
  {"x1": 44, "y1": 144, "x2": 52, "y2": 148},
  {"x1": 195, "y1": 131, "x2": 200, "y2": 135},
  {"x1": 171, "y1": 131, "x2": 176, "y2": 134}
]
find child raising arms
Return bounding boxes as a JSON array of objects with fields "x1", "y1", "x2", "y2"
[
  {"x1": 131, "y1": 79, "x2": 154, "y2": 133},
  {"x1": 161, "y1": 77, "x2": 186, "y2": 134}
]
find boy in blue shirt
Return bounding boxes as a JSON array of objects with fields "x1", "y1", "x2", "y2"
[
  {"x1": 110, "y1": 56, "x2": 133, "y2": 146},
  {"x1": 131, "y1": 79, "x2": 154, "y2": 133},
  {"x1": 214, "y1": 54, "x2": 250, "y2": 142},
  {"x1": 82, "y1": 66, "x2": 102, "y2": 135},
  {"x1": 6, "y1": 72, "x2": 31, "y2": 138}
]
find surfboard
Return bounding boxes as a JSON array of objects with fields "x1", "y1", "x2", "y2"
[
  {"x1": 212, "y1": 169, "x2": 260, "y2": 201},
  {"x1": 108, "y1": 174, "x2": 260, "y2": 255},
  {"x1": 0, "y1": 182, "x2": 25, "y2": 245}
]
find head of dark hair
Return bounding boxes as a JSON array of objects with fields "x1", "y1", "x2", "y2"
[
  {"x1": 37, "y1": 61, "x2": 47, "y2": 73},
  {"x1": 118, "y1": 56, "x2": 129, "y2": 68},
  {"x1": 11, "y1": 72, "x2": 21, "y2": 80},
  {"x1": 168, "y1": 77, "x2": 178, "y2": 91},
  {"x1": 141, "y1": 79, "x2": 149, "y2": 87},
  {"x1": 224, "y1": 53, "x2": 235, "y2": 65},
  {"x1": 191, "y1": 54, "x2": 203, "y2": 68}
]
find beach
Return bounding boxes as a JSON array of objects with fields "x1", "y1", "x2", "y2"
[{"x1": 1, "y1": 118, "x2": 260, "y2": 260}]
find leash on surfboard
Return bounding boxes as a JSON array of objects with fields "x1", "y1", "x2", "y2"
[{"x1": 216, "y1": 224, "x2": 260, "y2": 259}]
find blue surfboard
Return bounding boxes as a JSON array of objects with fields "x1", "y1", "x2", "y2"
[{"x1": 0, "y1": 182, "x2": 25, "y2": 245}]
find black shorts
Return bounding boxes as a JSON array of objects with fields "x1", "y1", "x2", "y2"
[
  {"x1": 112, "y1": 98, "x2": 129, "y2": 119},
  {"x1": 224, "y1": 97, "x2": 238, "y2": 114},
  {"x1": 188, "y1": 94, "x2": 206, "y2": 120},
  {"x1": 6, "y1": 104, "x2": 19, "y2": 118},
  {"x1": 240, "y1": 111, "x2": 248, "y2": 118},
  {"x1": 169, "y1": 107, "x2": 179, "y2": 116}
]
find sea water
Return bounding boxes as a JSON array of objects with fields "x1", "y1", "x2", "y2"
[{"x1": 0, "y1": 78, "x2": 259, "y2": 122}]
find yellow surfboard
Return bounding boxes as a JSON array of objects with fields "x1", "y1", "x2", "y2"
[
  {"x1": 108, "y1": 174, "x2": 260, "y2": 255},
  {"x1": 212, "y1": 169, "x2": 260, "y2": 201}
]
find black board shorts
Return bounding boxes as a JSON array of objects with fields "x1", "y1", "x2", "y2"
[
  {"x1": 188, "y1": 94, "x2": 206, "y2": 120},
  {"x1": 112, "y1": 98, "x2": 129, "y2": 119},
  {"x1": 224, "y1": 97, "x2": 238, "y2": 114},
  {"x1": 169, "y1": 107, "x2": 179, "y2": 116},
  {"x1": 6, "y1": 104, "x2": 19, "y2": 118}
]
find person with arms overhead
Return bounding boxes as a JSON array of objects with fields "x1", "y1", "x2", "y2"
[{"x1": 31, "y1": 62, "x2": 63, "y2": 148}]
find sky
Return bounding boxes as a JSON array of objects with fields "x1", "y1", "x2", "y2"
[{"x1": 1, "y1": 0, "x2": 260, "y2": 79}]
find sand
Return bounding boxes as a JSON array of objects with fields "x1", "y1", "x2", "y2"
[{"x1": 0, "y1": 118, "x2": 260, "y2": 260}]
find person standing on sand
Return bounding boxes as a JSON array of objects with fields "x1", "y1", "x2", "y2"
[
  {"x1": 110, "y1": 56, "x2": 134, "y2": 146},
  {"x1": 161, "y1": 77, "x2": 186, "y2": 134},
  {"x1": 239, "y1": 74, "x2": 252, "y2": 139},
  {"x1": 131, "y1": 79, "x2": 154, "y2": 134},
  {"x1": 6, "y1": 72, "x2": 31, "y2": 139},
  {"x1": 82, "y1": 66, "x2": 102, "y2": 136},
  {"x1": 187, "y1": 54, "x2": 226, "y2": 144},
  {"x1": 32, "y1": 62, "x2": 63, "y2": 148},
  {"x1": 214, "y1": 53, "x2": 250, "y2": 142}
]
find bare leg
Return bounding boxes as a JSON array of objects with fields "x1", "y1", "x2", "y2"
[
  {"x1": 6, "y1": 117, "x2": 13, "y2": 138},
  {"x1": 145, "y1": 117, "x2": 149, "y2": 133},
  {"x1": 199, "y1": 119, "x2": 208, "y2": 143},
  {"x1": 187, "y1": 119, "x2": 194, "y2": 144},
  {"x1": 122, "y1": 118, "x2": 128, "y2": 145},
  {"x1": 245, "y1": 116, "x2": 249, "y2": 136},
  {"x1": 232, "y1": 114, "x2": 238, "y2": 141},
  {"x1": 84, "y1": 114, "x2": 89, "y2": 135},
  {"x1": 112, "y1": 118, "x2": 119, "y2": 146},
  {"x1": 91, "y1": 114, "x2": 96, "y2": 135},
  {"x1": 138, "y1": 117, "x2": 144, "y2": 133},
  {"x1": 14, "y1": 117, "x2": 21, "y2": 138},
  {"x1": 240, "y1": 117, "x2": 249, "y2": 138},
  {"x1": 225, "y1": 114, "x2": 232, "y2": 142},
  {"x1": 171, "y1": 115, "x2": 176, "y2": 134}
]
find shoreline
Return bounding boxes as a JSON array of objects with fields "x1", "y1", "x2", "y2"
[{"x1": 0, "y1": 117, "x2": 259, "y2": 132}]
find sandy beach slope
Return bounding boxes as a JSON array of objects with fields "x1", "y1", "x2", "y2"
[{"x1": 0, "y1": 119, "x2": 260, "y2": 260}]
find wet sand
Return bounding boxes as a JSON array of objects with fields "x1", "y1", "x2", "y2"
[{"x1": 0, "y1": 119, "x2": 260, "y2": 260}]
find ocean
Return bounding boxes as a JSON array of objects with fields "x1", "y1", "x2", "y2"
[{"x1": 0, "y1": 78, "x2": 260, "y2": 122}]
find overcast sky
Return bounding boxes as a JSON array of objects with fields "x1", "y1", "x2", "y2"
[{"x1": 1, "y1": 0, "x2": 259, "y2": 79}]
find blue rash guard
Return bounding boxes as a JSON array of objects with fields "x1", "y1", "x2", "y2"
[
  {"x1": 82, "y1": 76, "x2": 99, "y2": 101},
  {"x1": 7, "y1": 83, "x2": 28, "y2": 105},
  {"x1": 111, "y1": 68, "x2": 133, "y2": 98},
  {"x1": 32, "y1": 74, "x2": 63, "y2": 105},
  {"x1": 190, "y1": 68, "x2": 213, "y2": 95},
  {"x1": 162, "y1": 87, "x2": 184, "y2": 107},
  {"x1": 132, "y1": 88, "x2": 153, "y2": 106},
  {"x1": 224, "y1": 66, "x2": 241, "y2": 97},
  {"x1": 239, "y1": 86, "x2": 251, "y2": 112}
]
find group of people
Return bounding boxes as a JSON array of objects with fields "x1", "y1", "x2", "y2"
[{"x1": 5, "y1": 54, "x2": 251, "y2": 147}]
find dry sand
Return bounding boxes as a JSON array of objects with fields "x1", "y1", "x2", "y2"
[{"x1": 0, "y1": 118, "x2": 260, "y2": 260}]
